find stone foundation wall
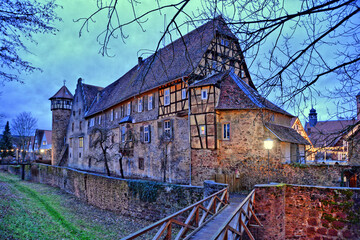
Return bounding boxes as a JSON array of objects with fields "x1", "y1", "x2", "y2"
[
  {"x1": 252, "y1": 184, "x2": 360, "y2": 239},
  {"x1": 2, "y1": 164, "x2": 227, "y2": 221}
]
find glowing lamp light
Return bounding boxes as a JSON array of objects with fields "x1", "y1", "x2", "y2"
[
  {"x1": 264, "y1": 138, "x2": 274, "y2": 150},
  {"x1": 40, "y1": 149, "x2": 45, "y2": 153}
]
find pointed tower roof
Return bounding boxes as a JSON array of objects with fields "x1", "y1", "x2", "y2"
[{"x1": 49, "y1": 85, "x2": 73, "y2": 100}]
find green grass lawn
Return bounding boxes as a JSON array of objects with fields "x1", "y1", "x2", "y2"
[{"x1": 0, "y1": 171, "x2": 151, "y2": 240}]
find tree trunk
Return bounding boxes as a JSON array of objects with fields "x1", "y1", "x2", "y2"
[
  {"x1": 103, "y1": 150, "x2": 111, "y2": 176},
  {"x1": 119, "y1": 155, "x2": 125, "y2": 179}
]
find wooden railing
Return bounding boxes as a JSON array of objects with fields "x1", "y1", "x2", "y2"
[
  {"x1": 121, "y1": 188, "x2": 229, "y2": 240},
  {"x1": 213, "y1": 189, "x2": 262, "y2": 240}
]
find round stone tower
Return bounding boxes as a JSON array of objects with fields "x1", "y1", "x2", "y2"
[{"x1": 49, "y1": 84, "x2": 73, "y2": 165}]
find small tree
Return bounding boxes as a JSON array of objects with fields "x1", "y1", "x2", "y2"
[
  {"x1": 11, "y1": 112, "x2": 37, "y2": 160},
  {"x1": 89, "y1": 126, "x2": 116, "y2": 176},
  {"x1": 0, "y1": 121, "x2": 14, "y2": 158}
]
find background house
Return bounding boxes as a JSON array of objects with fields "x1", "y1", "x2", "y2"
[{"x1": 305, "y1": 93, "x2": 359, "y2": 165}]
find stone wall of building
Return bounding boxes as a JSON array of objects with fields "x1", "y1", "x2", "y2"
[
  {"x1": 252, "y1": 184, "x2": 360, "y2": 239},
  {"x1": 191, "y1": 149, "x2": 218, "y2": 185},
  {"x1": 217, "y1": 110, "x2": 283, "y2": 169},
  {"x1": 5, "y1": 164, "x2": 224, "y2": 221}
]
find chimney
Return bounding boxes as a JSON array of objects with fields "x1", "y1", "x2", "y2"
[
  {"x1": 357, "y1": 92, "x2": 360, "y2": 120},
  {"x1": 309, "y1": 108, "x2": 317, "y2": 127},
  {"x1": 138, "y1": 57, "x2": 143, "y2": 66}
]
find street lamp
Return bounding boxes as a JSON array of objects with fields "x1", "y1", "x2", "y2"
[{"x1": 264, "y1": 138, "x2": 274, "y2": 184}]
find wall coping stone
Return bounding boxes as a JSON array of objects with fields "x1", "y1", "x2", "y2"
[{"x1": 36, "y1": 163, "x2": 203, "y2": 189}]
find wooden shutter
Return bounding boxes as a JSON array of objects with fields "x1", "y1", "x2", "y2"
[
  {"x1": 133, "y1": 99, "x2": 137, "y2": 113},
  {"x1": 140, "y1": 126, "x2": 144, "y2": 143},
  {"x1": 152, "y1": 93, "x2": 156, "y2": 109},
  {"x1": 216, "y1": 122, "x2": 222, "y2": 140},
  {"x1": 148, "y1": 125, "x2": 151, "y2": 143},
  {"x1": 158, "y1": 121, "x2": 163, "y2": 139},
  {"x1": 170, "y1": 119, "x2": 174, "y2": 140},
  {"x1": 144, "y1": 95, "x2": 148, "y2": 111}
]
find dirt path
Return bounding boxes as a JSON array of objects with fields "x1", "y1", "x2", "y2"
[{"x1": 0, "y1": 171, "x2": 152, "y2": 240}]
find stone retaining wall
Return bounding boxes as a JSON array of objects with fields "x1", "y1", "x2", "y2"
[
  {"x1": 252, "y1": 184, "x2": 360, "y2": 239},
  {"x1": 1, "y1": 164, "x2": 227, "y2": 221}
]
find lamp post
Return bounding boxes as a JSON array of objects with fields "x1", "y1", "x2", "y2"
[{"x1": 264, "y1": 138, "x2": 274, "y2": 184}]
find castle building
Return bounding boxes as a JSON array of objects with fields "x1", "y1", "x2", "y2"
[{"x1": 51, "y1": 17, "x2": 309, "y2": 185}]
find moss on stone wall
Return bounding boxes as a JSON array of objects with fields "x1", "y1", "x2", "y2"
[{"x1": 128, "y1": 180, "x2": 163, "y2": 203}]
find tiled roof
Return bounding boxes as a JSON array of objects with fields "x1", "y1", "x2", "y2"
[
  {"x1": 119, "y1": 115, "x2": 133, "y2": 124},
  {"x1": 265, "y1": 123, "x2": 310, "y2": 145},
  {"x1": 215, "y1": 71, "x2": 292, "y2": 116},
  {"x1": 44, "y1": 130, "x2": 52, "y2": 145},
  {"x1": 82, "y1": 83, "x2": 103, "y2": 112},
  {"x1": 305, "y1": 120, "x2": 357, "y2": 147},
  {"x1": 49, "y1": 85, "x2": 73, "y2": 100},
  {"x1": 85, "y1": 17, "x2": 241, "y2": 117}
]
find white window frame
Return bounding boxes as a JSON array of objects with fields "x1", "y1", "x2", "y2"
[
  {"x1": 200, "y1": 125, "x2": 206, "y2": 136},
  {"x1": 164, "y1": 120, "x2": 171, "y2": 137},
  {"x1": 164, "y1": 88, "x2": 170, "y2": 106},
  {"x1": 90, "y1": 118, "x2": 94, "y2": 127},
  {"x1": 98, "y1": 115, "x2": 101, "y2": 125},
  {"x1": 201, "y1": 89, "x2": 208, "y2": 100},
  {"x1": 148, "y1": 94, "x2": 153, "y2": 110},
  {"x1": 138, "y1": 97, "x2": 143, "y2": 112},
  {"x1": 144, "y1": 125, "x2": 150, "y2": 143},
  {"x1": 111, "y1": 109, "x2": 114, "y2": 121},
  {"x1": 121, "y1": 126, "x2": 126, "y2": 142},
  {"x1": 182, "y1": 89, "x2": 186, "y2": 100},
  {"x1": 127, "y1": 102, "x2": 131, "y2": 115},
  {"x1": 223, "y1": 123, "x2": 230, "y2": 140},
  {"x1": 115, "y1": 111, "x2": 118, "y2": 119}
]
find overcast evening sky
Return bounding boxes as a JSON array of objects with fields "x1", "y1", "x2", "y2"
[{"x1": 0, "y1": 0, "x2": 358, "y2": 132}]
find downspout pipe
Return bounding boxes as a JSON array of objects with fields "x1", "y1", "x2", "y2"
[{"x1": 185, "y1": 77, "x2": 192, "y2": 185}]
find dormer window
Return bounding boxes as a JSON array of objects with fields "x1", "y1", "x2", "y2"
[
  {"x1": 164, "y1": 88, "x2": 170, "y2": 106},
  {"x1": 201, "y1": 89, "x2": 208, "y2": 100}
]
